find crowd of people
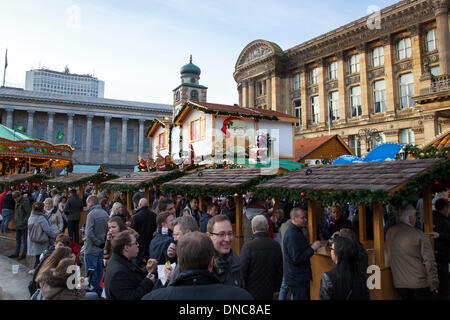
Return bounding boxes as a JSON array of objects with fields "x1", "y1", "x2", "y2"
[{"x1": 0, "y1": 183, "x2": 448, "y2": 301}]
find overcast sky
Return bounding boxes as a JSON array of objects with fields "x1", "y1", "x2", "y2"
[{"x1": 0, "y1": 0, "x2": 399, "y2": 105}]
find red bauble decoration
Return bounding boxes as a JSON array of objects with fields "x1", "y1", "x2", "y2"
[
  {"x1": 301, "y1": 192, "x2": 306, "y2": 197},
  {"x1": 435, "y1": 181, "x2": 439, "y2": 185}
]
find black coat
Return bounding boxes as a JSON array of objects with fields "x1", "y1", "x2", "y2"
[
  {"x1": 64, "y1": 195, "x2": 83, "y2": 221},
  {"x1": 149, "y1": 232, "x2": 175, "y2": 264},
  {"x1": 434, "y1": 212, "x2": 450, "y2": 263},
  {"x1": 319, "y1": 267, "x2": 369, "y2": 300},
  {"x1": 103, "y1": 252, "x2": 154, "y2": 300},
  {"x1": 131, "y1": 206, "x2": 157, "y2": 255},
  {"x1": 141, "y1": 269, "x2": 253, "y2": 300},
  {"x1": 240, "y1": 232, "x2": 283, "y2": 299},
  {"x1": 283, "y1": 223, "x2": 314, "y2": 287}
]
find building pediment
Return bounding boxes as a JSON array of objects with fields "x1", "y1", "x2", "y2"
[{"x1": 235, "y1": 40, "x2": 283, "y2": 70}]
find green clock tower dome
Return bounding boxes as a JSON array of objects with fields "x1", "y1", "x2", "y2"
[{"x1": 180, "y1": 55, "x2": 201, "y2": 76}]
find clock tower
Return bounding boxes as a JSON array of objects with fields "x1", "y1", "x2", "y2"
[{"x1": 173, "y1": 55, "x2": 208, "y2": 117}]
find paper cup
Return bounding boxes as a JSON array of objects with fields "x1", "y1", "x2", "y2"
[{"x1": 12, "y1": 264, "x2": 19, "y2": 274}]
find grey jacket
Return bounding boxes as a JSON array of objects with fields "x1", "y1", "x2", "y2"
[
  {"x1": 84, "y1": 204, "x2": 109, "y2": 254},
  {"x1": 64, "y1": 195, "x2": 83, "y2": 221},
  {"x1": 27, "y1": 211, "x2": 56, "y2": 256}
]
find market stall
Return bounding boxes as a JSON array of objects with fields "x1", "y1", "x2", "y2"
[
  {"x1": 162, "y1": 168, "x2": 275, "y2": 255},
  {"x1": 0, "y1": 124, "x2": 73, "y2": 175},
  {"x1": 254, "y1": 158, "x2": 450, "y2": 300},
  {"x1": 99, "y1": 170, "x2": 184, "y2": 213},
  {"x1": 45, "y1": 172, "x2": 117, "y2": 239}
]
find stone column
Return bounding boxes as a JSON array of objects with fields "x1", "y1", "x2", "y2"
[
  {"x1": 266, "y1": 76, "x2": 272, "y2": 110},
  {"x1": 382, "y1": 35, "x2": 396, "y2": 115},
  {"x1": 103, "y1": 116, "x2": 111, "y2": 164},
  {"x1": 138, "y1": 119, "x2": 145, "y2": 157},
  {"x1": 85, "y1": 115, "x2": 93, "y2": 163},
  {"x1": 423, "y1": 113, "x2": 439, "y2": 142},
  {"x1": 242, "y1": 81, "x2": 248, "y2": 107},
  {"x1": 358, "y1": 44, "x2": 370, "y2": 119},
  {"x1": 434, "y1": 0, "x2": 450, "y2": 74},
  {"x1": 337, "y1": 51, "x2": 347, "y2": 122},
  {"x1": 67, "y1": 113, "x2": 74, "y2": 147},
  {"x1": 27, "y1": 110, "x2": 35, "y2": 137},
  {"x1": 238, "y1": 84, "x2": 243, "y2": 106},
  {"x1": 5, "y1": 107, "x2": 13, "y2": 129},
  {"x1": 47, "y1": 112, "x2": 55, "y2": 143},
  {"x1": 300, "y1": 67, "x2": 308, "y2": 129},
  {"x1": 121, "y1": 117, "x2": 128, "y2": 165},
  {"x1": 409, "y1": 25, "x2": 423, "y2": 97},
  {"x1": 317, "y1": 59, "x2": 327, "y2": 127},
  {"x1": 248, "y1": 80, "x2": 255, "y2": 108}
]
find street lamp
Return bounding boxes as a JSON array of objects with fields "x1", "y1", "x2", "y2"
[{"x1": 357, "y1": 128, "x2": 381, "y2": 153}]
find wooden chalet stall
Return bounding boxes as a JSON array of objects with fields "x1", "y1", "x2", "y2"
[
  {"x1": 161, "y1": 168, "x2": 274, "y2": 255},
  {"x1": 99, "y1": 171, "x2": 184, "y2": 213},
  {"x1": 45, "y1": 172, "x2": 117, "y2": 239},
  {"x1": 0, "y1": 173, "x2": 49, "y2": 230},
  {"x1": 255, "y1": 158, "x2": 450, "y2": 300}
]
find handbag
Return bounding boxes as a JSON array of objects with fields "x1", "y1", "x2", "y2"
[
  {"x1": 30, "y1": 288, "x2": 42, "y2": 300},
  {"x1": 29, "y1": 222, "x2": 49, "y2": 244}
]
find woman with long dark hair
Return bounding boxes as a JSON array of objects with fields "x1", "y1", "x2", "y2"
[{"x1": 319, "y1": 236, "x2": 369, "y2": 300}]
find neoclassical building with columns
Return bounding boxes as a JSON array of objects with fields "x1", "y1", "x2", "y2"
[
  {"x1": 0, "y1": 87, "x2": 172, "y2": 169},
  {"x1": 234, "y1": 0, "x2": 450, "y2": 157}
]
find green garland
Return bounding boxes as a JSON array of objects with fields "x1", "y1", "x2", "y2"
[
  {"x1": 252, "y1": 159, "x2": 450, "y2": 209},
  {"x1": 100, "y1": 170, "x2": 185, "y2": 193},
  {"x1": 161, "y1": 173, "x2": 276, "y2": 197},
  {"x1": 404, "y1": 144, "x2": 450, "y2": 159},
  {"x1": 48, "y1": 172, "x2": 118, "y2": 188},
  {"x1": 0, "y1": 173, "x2": 50, "y2": 187}
]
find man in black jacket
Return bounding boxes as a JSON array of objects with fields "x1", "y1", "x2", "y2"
[
  {"x1": 104, "y1": 229, "x2": 156, "y2": 300},
  {"x1": 283, "y1": 207, "x2": 321, "y2": 300},
  {"x1": 131, "y1": 198, "x2": 157, "y2": 267},
  {"x1": 149, "y1": 211, "x2": 175, "y2": 264},
  {"x1": 64, "y1": 189, "x2": 84, "y2": 244},
  {"x1": 240, "y1": 215, "x2": 283, "y2": 300},
  {"x1": 142, "y1": 232, "x2": 252, "y2": 300}
]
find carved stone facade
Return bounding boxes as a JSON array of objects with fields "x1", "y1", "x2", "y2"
[{"x1": 234, "y1": 0, "x2": 450, "y2": 156}]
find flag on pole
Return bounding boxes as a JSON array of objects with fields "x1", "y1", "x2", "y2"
[
  {"x1": 2, "y1": 49, "x2": 7, "y2": 87},
  {"x1": 14, "y1": 124, "x2": 26, "y2": 133},
  {"x1": 328, "y1": 103, "x2": 336, "y2": 135},
  {"x1": 329, "y1": 103, "x2": 335, "y2": 126},
  {"x1": 56, "y1": 131, "x2": 65, "y2": 141}
]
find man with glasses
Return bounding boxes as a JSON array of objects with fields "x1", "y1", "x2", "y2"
[
  {"x1": 142, "y1": 232, "x2": 252, "y2": 300},
  {"x1": 104, "y1": 229, "x2": 156, "y2": 300},
  {"x1": 206, "y1": 214, "x2": 243, "y2": 287},
  {"x1": 84, "y1": 195, "x2": 109, "y2": 296}
]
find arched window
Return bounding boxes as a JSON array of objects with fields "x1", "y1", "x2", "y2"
[{"x1": 191, "y1": 90, "x2": 198, "y2": 101}]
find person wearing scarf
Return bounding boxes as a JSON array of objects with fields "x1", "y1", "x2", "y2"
[{"x1": 149, "y1": 211, "x2": 176, "y2": 265}]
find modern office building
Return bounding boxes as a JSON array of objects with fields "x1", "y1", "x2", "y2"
[
  {"x1": 234, "y1": 0, "x2": 450, "y2": 156},
  {"x1": 25, "y1": 66, "x2": 105, "y2": 98}
]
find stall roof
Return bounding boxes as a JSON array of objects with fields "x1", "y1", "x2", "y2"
[
  {"x1": 162, "y1": 168, "x2": 274, "y2": 197},
  {"x1": 257, "y1": 159, "x2": 442, "y2": 193},
  {"x1": 230, "y1": 158, "x2": 305, "y2": 171},
  {"x1": 100, "y1": 170, "x2": 184, "y2": 192},
  {"x1": 0, "y1": 173, "x2": 48, "y2": 186},
  {"x1": 46, "y1": 172, "x2": 117, "y2": 188}
]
